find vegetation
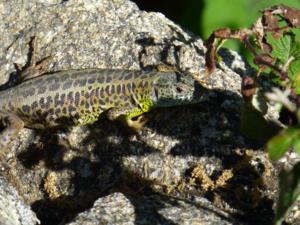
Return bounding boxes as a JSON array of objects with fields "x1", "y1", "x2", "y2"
[{"x1": 204, "y1": 4, "x2": 300, "y2": 224}]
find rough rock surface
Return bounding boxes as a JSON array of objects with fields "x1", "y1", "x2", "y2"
[
  {"x1": 66, "y1": 192, "x2": 235, "y2": 225},
  {"x1": 0, "y1": 177, "x2": 39, "y2": 225},
  {"x1": 0, "y1": 0, "x2": 298, "y2": 225}
]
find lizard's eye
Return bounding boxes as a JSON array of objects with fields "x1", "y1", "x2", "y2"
[{"x1": 176, "y1": 86, "x2": 184, "y2": 93}]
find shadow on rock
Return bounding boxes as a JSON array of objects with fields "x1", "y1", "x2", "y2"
[{"x1": 6, "y1": 87, "x2": 276, "y2": 225}]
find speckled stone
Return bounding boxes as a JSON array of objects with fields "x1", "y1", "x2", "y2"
[
  {"x1": 0, "y1": 0, "x2": 290, "y2": 225},
  {"x1": 0, "y1": 176, "x2": 39, "y2": 225},
  {"x1": 66, "y1": 192, "x2": 235, "y2": 225}
]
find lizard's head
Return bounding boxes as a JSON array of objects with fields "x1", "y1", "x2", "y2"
[{"x1": 152, "y1": 71, "x2": 204, "y2": 107}]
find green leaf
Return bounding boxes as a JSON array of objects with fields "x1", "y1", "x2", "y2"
[
  {"x1": 274, "y1": 161, "x2": 300, "y2": 224},
  {"x1": 289, "y1": 35, "x2": 300, "y2": 83},
  {"x1": 266, "y1": 31, "x2": 300, "y2": 85},
  {"x1": 290, "y1": 59, "x2": 300, "y2": 88},
  {"x1": 290, "y1": 34, "x2": 300, "y2": 60},
  {"x1": 267, "y1": 32, "x2": 293, "y2": 63},
  {"x1": 293, "y1": 139, "x2": 300, "y2": 156},
  {"x1": 267, "y1": 127, "x2": 300, "y2": 161}
]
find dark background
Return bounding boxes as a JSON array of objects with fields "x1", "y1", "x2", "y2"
[{"x1": 132, "y1": 0, "x2": 204, "y2": 36}]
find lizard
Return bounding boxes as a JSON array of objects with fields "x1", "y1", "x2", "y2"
[{"x1": 0, "y1": 39, "x2": 204, "y2": 151}]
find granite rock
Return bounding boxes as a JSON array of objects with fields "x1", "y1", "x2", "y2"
[
  {"x1": 67, "y1": 192, "x2": 235, "y2": 225},
  {"x1": 0, "y1": 0, "x2": 290, "y2": 224},
  {"x1": 0, "y1": 176, "x2": 39, "y2": 225}
]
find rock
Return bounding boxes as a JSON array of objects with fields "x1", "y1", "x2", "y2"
[
  {"x1": 0, "y1": 176, "x2": 39, "y2": 225},
  {"x1": 0, "y1": 0, "x2": 290, "y2": 224},
  {"x1": 66, "y1": 192, "x2": 235, "y2": 225}
]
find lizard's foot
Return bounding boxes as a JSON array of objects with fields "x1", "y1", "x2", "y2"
[
  {"x1": 126, "y1": 115, "x2": 148, "y2": 132},
  {"x1": 106, "y1": 108, "x2": 148, "y2": 133},
  {"x1": 14, "y1": 36, "x2": 53, "y2": 83}
]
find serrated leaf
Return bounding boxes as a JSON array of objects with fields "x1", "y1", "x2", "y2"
[
  {"x1": 267, "y1": 32, "x2": 293, "y2": 63},
  {"x1": 290, "y1": 33, "x2": 300, "y2": 60},
  {"x1": 290, "y1": 59, "x2": 300, "y2": 85},
  {"x1": 267, "y1": 127, "x2": 300, "y2": 160},
  {"x1": 266, "y1": 31, "x2": 300, "y2": 85},
  {"x1": 274, "y1": 161, "x2": 300, "y2": 224}
]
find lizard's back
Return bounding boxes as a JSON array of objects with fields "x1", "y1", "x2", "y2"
[{"x1": 0, "y1": 69, "x2": 158, "y2": 128}]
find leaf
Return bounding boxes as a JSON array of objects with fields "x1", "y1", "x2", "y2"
[
  {"x1": 274, "y1": 161, "x2": 300, "y2": 224},
  {"x1": 290, "y1": 59, "x2": 300, "y2": 88},
  {"x1": 267, "y1": 127, "x2": 300, "y2": 160},
  {"x1": 289, "y1": 36, "x2": 300, "y2": 83},
  {"x1": 266, "y1": 31, "x2": 300, "y2": 84},
  {"x1": 290, "y1": 37, "x2": 300, "y2": 60},
  {"x1": 266, "y1": 32, "x2": 293, "y2": 63},
  {"x1": 291, "y1": 60, "x2": 300, "y2": 95},
  {"x1": 293, "y1": 139, "x2": 300, "y2": 156}
]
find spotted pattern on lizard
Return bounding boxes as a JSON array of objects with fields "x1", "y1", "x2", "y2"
[{"x1": 0, "y1": 67, "x2": 204, "y2": 150}]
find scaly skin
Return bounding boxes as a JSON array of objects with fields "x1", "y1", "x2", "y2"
[
  {"x1": 0, "y1": 69, "x2": 157, "y2": 128},
  {"x1": 0, "y1": 68, "x2": 203, "y2": 150}
]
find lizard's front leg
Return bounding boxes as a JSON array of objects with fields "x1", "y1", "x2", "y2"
[
  {"x1": 106, "y1": 108, "x2": 148, "y2": 132},
  {"x1": 0, "y1": 114, "x2": 24, "y2": 155}
]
